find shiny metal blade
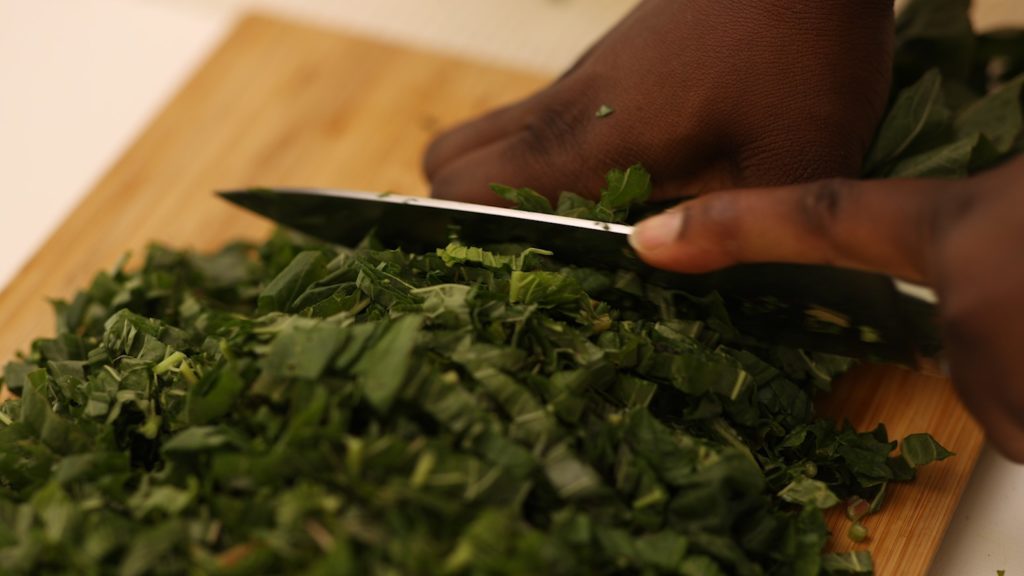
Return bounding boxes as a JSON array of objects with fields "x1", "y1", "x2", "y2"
[{"x1": 219, "y1": 187, "x2": 940, "y2": 363}]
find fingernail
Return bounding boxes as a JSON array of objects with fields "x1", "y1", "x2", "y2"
[{"x1": 630, "y1": 210, "x2": 685, "y2": 253}]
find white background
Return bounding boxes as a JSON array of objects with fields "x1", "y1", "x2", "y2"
[{"x1": 1, "y1": 0, "x2": 1022, "y2": 573}]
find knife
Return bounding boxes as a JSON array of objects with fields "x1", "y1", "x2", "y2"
[{"x1": 219, "y1": 187, "x2": 940, "y2": 364}]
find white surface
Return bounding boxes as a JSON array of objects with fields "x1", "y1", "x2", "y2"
[
  {"x1": 1, "y1": 1, "x2": 1023, "y2": 574},
  {"x1": 933, "y1": 446, "x2": 1024, "y2": 576},
  {"x1": 0, "y1": 0, "x2": 230, "y2": 288}
]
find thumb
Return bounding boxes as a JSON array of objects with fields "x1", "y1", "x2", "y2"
[{"x1": 628, "y1": 177, "x2": 955, "y2": 283}]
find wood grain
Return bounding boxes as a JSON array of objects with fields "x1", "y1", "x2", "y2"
[
  {"x1": 0, "y1": 14, "x2": 981, "y2": 574},
  {"x1": 818, "y1": 365, "x2": 982, "y2": 574}
]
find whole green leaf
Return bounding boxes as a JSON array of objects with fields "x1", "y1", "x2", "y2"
[
  {"x1": 865, "y1": 69, "x2": 951, "y2": 173},
  {"x1": 886, "y1": 133, "x2": 979, "y2": 178},
  {"x1": 954, "y1": 74, "x2": 1024, "y2": 153}
]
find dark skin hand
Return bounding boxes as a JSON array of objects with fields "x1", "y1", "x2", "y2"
[
  {"x1": 630, "y1": 156, "x2": 1024, "y2": 462},
  {"x1": 425, "y1": 0, "x2": 895, "y2": 205}
]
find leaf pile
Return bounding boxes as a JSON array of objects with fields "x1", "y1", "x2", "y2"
[
  {"x1": 865, "y1": 0, "x2": 1024, "y2": 178},
  {"x1": 0, "y1": 0, "x2": 1015, "y2": 574},
  {"x1": 1, "y1": 217, "x2": 951, "y2": 575}
]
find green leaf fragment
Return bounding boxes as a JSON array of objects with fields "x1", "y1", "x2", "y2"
[
  {"x1": 822, "y1": 551, "x2": 874, "y2": 574},
  {"x1": 352, "y1": 314, "x2": 423, "y2": 411},
  {"x1": 257, "y1": 250, "x2": 328, "y2": 314},
  {"x1": 595, "y1": 164, "x2": 652, "y2": 221},
  {"x1": 847, "y1": 521, "x2": 869, "y2": 543},
  {"x1": 865, "y1": 69, "x2": 950, "y2": 173},
  {"x1": 886, "y1": 133, "x2": 980, "y2": 178},
  {"x1": 509, "y1": 270, "x2": 585, "y2": 306},
  {"x1": 954, "y1": 74, "x2": 1024, "y2": 153},
  {"x1": 778, "y1": 476, "x2": 841, "y2": 509},
  {"x1": 900, "y1": 433, "x2": 954, "y2": 467},
  {"x1": 161, "y1": 426, "x2": 235, "y2": 453},
  {"x1": 490, "y1": 184, "x2": 554, "y2": 213},
  {"x1": 264, "y1": 319, "x2": 345, "y2": 380}
]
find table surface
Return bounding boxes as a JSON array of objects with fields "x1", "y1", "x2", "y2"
[{"x1": 1, "y1": 1, "x2": 1022, "y2": 574}]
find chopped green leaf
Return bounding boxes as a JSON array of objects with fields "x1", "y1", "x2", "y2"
[
  {"x1": 900, "y1": 433, "x2": 954, "y2": 467},
  {"x1": 490, "y1": 184, "x2": 554, "y2": 213}
]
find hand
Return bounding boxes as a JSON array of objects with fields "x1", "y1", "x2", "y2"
[
  {"x1": 424, "y1": 0, "x2": 895, "y2": 205},
  {"x1": 629, "y1": 156, "x2": 1024, "y2": 462}
]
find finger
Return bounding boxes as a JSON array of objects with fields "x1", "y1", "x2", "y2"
[
  {"x1": 943, "y1": 315, "x2": 1024, "y2": 463},
  {"x1": 428, "y1": 126, "x2": 607, "y2": 206},
  {"x1": 629, "y1": 177, "x2": 956, "y2": 282},
  {"x1": 429, "y1": 79, "x2": 613, "y2": 204},
  {"x1": 945, "y1": 350, "x2": 1024, "y2": 463},
  {"x1": 423, "y1": 97, "x2": 541, "y2": 181},
  {"x1": 936, "y1": 190, "x2": 1024, "y2": 463}
]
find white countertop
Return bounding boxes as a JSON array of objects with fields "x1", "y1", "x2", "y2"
[{"x1": 1, "y1": 0, "x2": 1022, "y2": 573}]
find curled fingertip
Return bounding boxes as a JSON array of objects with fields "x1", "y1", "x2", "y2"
[{"x1": 629, "y1": 210, "x2": 686, "y2": 254}]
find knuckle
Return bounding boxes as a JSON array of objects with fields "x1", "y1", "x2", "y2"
[
  {"x1": 797, "y1": 178, "x2": 855, "y2": 266},
  {"x1": 691, "y1": 194, "x2": 742, "y2": 255},
  {"x1": 799, "y1": 178, "x2": 847, "y2": 234},
  {"x1": 519, "y1": 100, "x2": 586, "y2": 158},
  {"x1": 515, "y1": 75, "x2": 602, "y2": 163},
  {"x1": 506, "y1": 92, "x2": 611, "y2": 195}
]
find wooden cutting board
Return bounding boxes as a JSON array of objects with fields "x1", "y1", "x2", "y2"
[{"x1": 0, "y1": 14, "x2": 982, "y2": 575}]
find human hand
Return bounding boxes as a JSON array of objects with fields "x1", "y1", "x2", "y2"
[
  {"x1": 629, "y1": 156, "x2": 1024, "y2": 461},
  {"x1": 425, "y1": 0, "x2": 895, "y2": 205}
]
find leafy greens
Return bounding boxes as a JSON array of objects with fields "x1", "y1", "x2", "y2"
[{"x1": 1, "y1": 0, "x2": 1019, "y2": 573}]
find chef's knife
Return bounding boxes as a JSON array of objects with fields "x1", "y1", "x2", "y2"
[{"x1": 219, "y1": 187, "x2": 940, "y2": 364}]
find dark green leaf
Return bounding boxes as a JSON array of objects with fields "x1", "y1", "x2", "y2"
[
  {"x1": 901, "y1": 433, "x2": 954, "y2": 468},
  {"x1": 822, "y1": 551, "x2": 874, "y2": 574},
  {"x1": 490, "y1": 184, "x2": 554, "y2": 214},
  {"x1": 778, "y1": 476, "x2": 840, "y2": 509},
  {"x1": 886, "y1": 133, "x2": 979, "y2": 178},
  {"x1": 352, "y1": 314, "x2": 423, "y2": 411},
  {"x1": 257, "y1": 250, "x2": 328, "y2": 314},
  {"x1": 865, "y1": 69, "x2": 950, "y2": 172},
  {"x1": 954, "y1": 74, "x2": 1024, "y2": 153}
]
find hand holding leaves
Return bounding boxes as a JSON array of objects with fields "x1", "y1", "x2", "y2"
[{"x1": 425, "y1": 0, "x2": 894, "y2": 204}]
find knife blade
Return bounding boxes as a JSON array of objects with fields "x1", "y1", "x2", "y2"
[{"x1": 219, "y1": 187, "x2": 940, "y2": 364}]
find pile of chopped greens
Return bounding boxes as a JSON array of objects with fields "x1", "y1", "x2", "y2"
[
  {"x1": 0, "y1": 0, "x2": 1021, "y2": 574},
  {"x1": 0, "y1": 204, "x2": 949, "y2": 576}
]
